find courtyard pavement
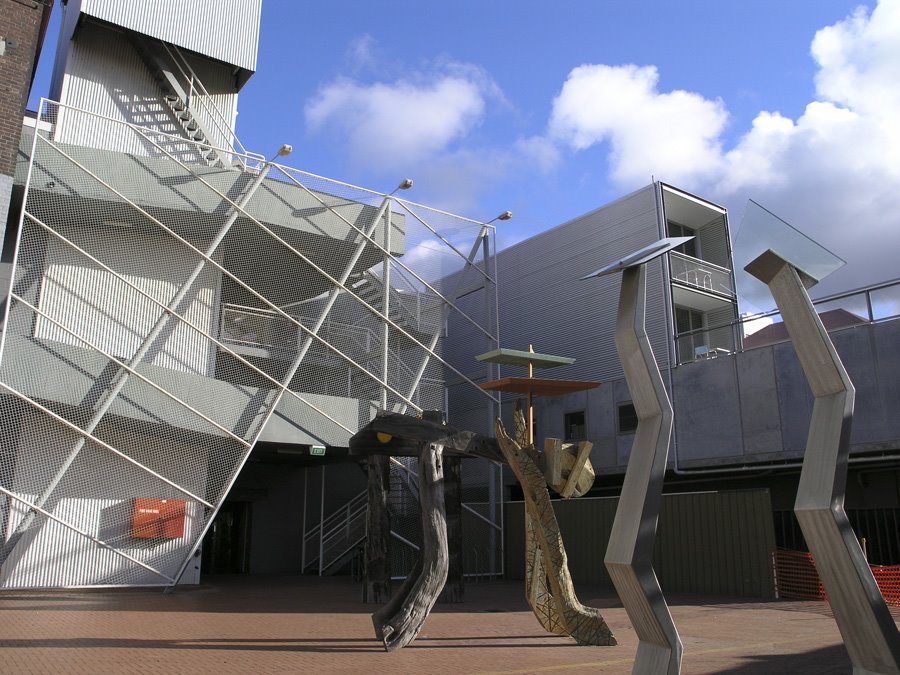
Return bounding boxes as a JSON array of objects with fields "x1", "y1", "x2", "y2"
[{"x1": 1, "y1": 575, "x2": 890, "y2": 674}]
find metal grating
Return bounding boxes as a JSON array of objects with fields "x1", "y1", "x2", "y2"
[{"x1": 0, "y1": 99, "x2": 500, "y2": 588}]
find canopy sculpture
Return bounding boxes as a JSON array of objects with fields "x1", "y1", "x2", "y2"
[
  {"x1": 479, "y1": 346, "x2": 614, "y2": 645},
  {"x1": 582, "y1": 237, "x2": 692, "y2": 674},
  {"x1": 746, "y1": 248, "x2": 900, "y2": 674}
]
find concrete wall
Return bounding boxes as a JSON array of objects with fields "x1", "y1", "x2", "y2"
[
  {"x1": 530, "y1": 318, "x2": 900, "y2": 474},
  {"x1": 673, "y1": 319, "x2": 900, "y2": 467}
]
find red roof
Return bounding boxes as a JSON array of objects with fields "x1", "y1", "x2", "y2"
[{"x1": 742, "y1": 308, "x2": 867, "y2": 349}]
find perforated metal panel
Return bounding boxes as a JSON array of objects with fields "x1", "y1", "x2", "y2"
[{"x1": 0, "y1": 100, "x2": 500, "y2": 588}]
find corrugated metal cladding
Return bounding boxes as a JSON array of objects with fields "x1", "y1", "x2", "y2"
[
  {"x1": 488, "y1": 184, "x2": 670, "y2": 385},
  {"x1": 34, "y1": 227, "x2": 220, "y2": 376},
  {"x1": 57, "y1": 22, "x2": 237, "y2": 156},
  {"x1": 697, "y1": 215, "x2": 730, "y2": 268},
  {"x1": 706, "y1": 304, "x2": 738, "y2": 351},
  {"x1": 504, "y1": 488, "x2": 777, "y2": 598},
  {"x1": 79, "y1": 0, "x2": 261, "y2": 72},
  {"x1": 1, "y1": 412, "x2": 207, "y2": 588}
]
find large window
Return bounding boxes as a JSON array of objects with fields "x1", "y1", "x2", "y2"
[{"x1": 668, "y1": 221, "x2": 698, "y2": 257}]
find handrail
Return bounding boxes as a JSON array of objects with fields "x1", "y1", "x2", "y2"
[
  {"x1": 161, "y1": 42, "x2": 265, "y2": 171},
  {"x1": 669, "y1": 250, "x2": 734, "y2": 296},
  {"x1": 669, "y1": 249, "x2": 732, "y2": 275},
  {"x1": 674, "y1": 276, "x2": 900, "y2": 365},
  {"x1": 219, "y1": 303, "x2": 443, "y2": 390}
]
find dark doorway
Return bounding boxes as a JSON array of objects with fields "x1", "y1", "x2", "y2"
[{"x1": 202, "y1": 501, "x2": 252, "y2": 574}]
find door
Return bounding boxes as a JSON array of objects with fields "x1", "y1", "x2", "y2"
[{"x1": 201, "y1": 501, "x2": 252, "y2": 574}]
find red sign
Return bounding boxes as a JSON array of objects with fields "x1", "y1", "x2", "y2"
[{"x1": 132, "y1": 498, "x2": 186, "y2": 539}]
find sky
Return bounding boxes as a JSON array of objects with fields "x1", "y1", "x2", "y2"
[{"x1": 28, "y1": 0, "x2": 900, "y2": 313}]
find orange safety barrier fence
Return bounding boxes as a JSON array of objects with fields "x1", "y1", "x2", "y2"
[{"x1": 772, "y1": 548, "x2": 900, "y2": 606}]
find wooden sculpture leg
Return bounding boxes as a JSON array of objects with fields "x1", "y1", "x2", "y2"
[
  {"x1": 497, "y1": 420, "x2": 616, "y2": 646},
  {"x1": 371, "y1": 441, "x2": 449, "y2": 651}
]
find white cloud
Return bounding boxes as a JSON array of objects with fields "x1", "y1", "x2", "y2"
[
  {"x1": 540, "y1": 1, "x2": 900, "y2": 301},
  {"x1": 713, "y1": 0, "x2": 900, "y2": 299},
  {"x1": 305, "y1": 67, "x2": 493, "y2": 172},
  {"x1": 548, "y1": 64, "x2": 728, "y2": 187},
  {"x1": 344, "y1": 34, "x2": 378, "y2": 72},
  {"x1": 514, "y1": 136, "x2": 561, "y2": 174}
]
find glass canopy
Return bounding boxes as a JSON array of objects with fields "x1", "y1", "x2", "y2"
[{"x1": 735, "y1": 200, "x2": 845, "y2": 285}]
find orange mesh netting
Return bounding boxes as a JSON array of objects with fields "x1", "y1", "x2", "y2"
[{"x1": 772, "y1": 548, "x2": 900, "y2": 606}]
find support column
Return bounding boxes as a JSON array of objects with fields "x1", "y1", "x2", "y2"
[
  {"x1": 364, "y1": 454, "x2": 391, "y2": 604},
  {"x1": 748, "y1": 250, "x2": 900, "y2": 675},
  {"x1": 604, "y1": 265, "x2": 682, "y2": 674}
]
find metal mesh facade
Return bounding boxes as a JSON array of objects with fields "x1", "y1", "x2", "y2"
[{"x1": 0, "y1": 100, "x2": 501, "y2": 588}]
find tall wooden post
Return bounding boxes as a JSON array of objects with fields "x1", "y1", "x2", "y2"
[
  {"x1": 439, "y1": 455, "x2": 464, "y2": 603},
  {"x1": 364, "y1": 454, "x2": 391, "y2": 604}
]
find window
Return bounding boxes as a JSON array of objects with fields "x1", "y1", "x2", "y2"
[
  {"x1": 564, "y1": 410, "x2": 586, "y2": 441},
  {"x1": 617, "y1": 402, "x2": 638, "y2": 434},
  {"x1": 668, "y1": 221, "x2": 697, "y2": 257},
  {"x1": 676, "y1": 307, "x2": 706, "y2": 363},
  {"x1": 675, "y1": 307, "x2": 704, "y2": 334}
]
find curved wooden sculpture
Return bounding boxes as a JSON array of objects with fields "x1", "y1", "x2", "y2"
[
  {"x1": 747, "y1": 250, "x2": 900, "y2": 674},
  {"x1": 371, "y1": 436, "x2": 449, "y2": 651},
  {"x1": 350, "y1": 410, "x2": 615, "y2": 649},
  {"x1": 497, "y1": 414, "x2": 616, "y2": 646}
]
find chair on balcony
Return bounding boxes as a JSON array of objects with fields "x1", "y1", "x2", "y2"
[{"x1": 694, "y1": 345, "x2": 715, "y2": 360}]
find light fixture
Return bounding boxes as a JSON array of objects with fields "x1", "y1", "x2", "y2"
[
  {"x1": 277, "y1": 144, "x2": 293, "y2": 156},
  {"x1": 389, "y1": 178, "x2": 414, "y2": 195},
  {"x1": 487, "y1": 210, "x2": 513, "y2": 224}
]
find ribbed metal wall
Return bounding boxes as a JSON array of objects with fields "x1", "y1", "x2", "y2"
[
  {"x1": 1, "y1": 411, "x2": 207, "y2": 588},
  {"x1": 504, "y1": 488, "x2": 777, "y2": 598},
  {"x1": 56, "y1": 21, "x2": 237, "y2": 157},
  {"x1": 467, "y1": 184, "x2": 668, "y2": 387},
  {"x1": 35, "y1": 228, "x2": 220, "y2": 376},
  {"x1": 696, "y1": 214, "x2": 730, "y2": 268},
  {"x1": 79, "y1": 0, "x2": 261, "y2": 72}
]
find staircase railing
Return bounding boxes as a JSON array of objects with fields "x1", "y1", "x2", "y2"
[
  {"x1": 303, "y1": 490, "x2": 368, "y2": 574},
  {"x1": 355, "y1": 271, "x2": 445, "y2": 335},
  {"x1": 161, "y1": 43, "x2": 264, "y2": 171},
  {"x1": 219, "y1": 303, "x2": 446, "y2": 404}
]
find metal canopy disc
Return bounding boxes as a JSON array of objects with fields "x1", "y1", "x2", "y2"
[
  {"x1": 479, "y1": 376, "x2": 600, "y2": 396},
  {"x1": 475, "y1": 347, "x2": 575, "y2": 369},
  {"x1": 580, "y1": 236, "x2": 694, "y2": 280}
]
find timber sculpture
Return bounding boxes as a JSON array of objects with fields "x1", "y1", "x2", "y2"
[
  {"x1": 497, "y1": 402, "x2": 615, "y2": 645},
  {"x1": 350, "y1": 407, "x2": 615, "y2": 650}
]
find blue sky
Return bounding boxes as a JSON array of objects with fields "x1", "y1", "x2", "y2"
[{"x1": 29, "y1": 0, "x2": 899, "y2": 310}]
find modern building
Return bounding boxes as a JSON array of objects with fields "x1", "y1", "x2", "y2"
[
  {"x1": 3, "y1": 1, "x2": 899, "y2": 596},
  {"x1": 0, "y1": 0, "x2": 503, "y2": 589},
  {"x1": 450, "y1": 182, "x2": 741, "y2": 444},
  {"x1": 468, "y1": 184, "x2": 900, "y2": 584}
]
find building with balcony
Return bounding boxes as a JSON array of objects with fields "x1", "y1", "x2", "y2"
[
  {"x1": 4, "y1": 1, "x2": 900, "y2": 598},
  {"x1": 451, "y1": 183, "x2": 740, "y2": 453},
  {"x1": 458, "y1": 183, "x2": 900, "y2": 586}
]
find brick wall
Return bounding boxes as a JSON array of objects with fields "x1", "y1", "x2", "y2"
[{"x1": 0, "y1": 0, "x2": 48, "y2": 178}]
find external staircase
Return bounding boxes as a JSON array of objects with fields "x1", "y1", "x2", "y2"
[
  {"x1": 302, "y1": 458, "x2": 422, "y2": 576},
  {"x1": 128, "y1": 35, "x2": 263, "y2": 170}
]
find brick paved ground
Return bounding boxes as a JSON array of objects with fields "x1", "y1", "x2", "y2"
[{"x1": 0, "y1": 575, "x2": 888, "y2": 674}]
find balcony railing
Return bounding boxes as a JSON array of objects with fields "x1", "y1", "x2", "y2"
[
  {"x1": 218, "y1": 303, "x2": 446, "y2": 407},
  {"x1": 674, "y1": 275, "x2": 900, "y2": 366},
  {"x1": 670, "y1": 251, "x2": 734, "y2": 297}
]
